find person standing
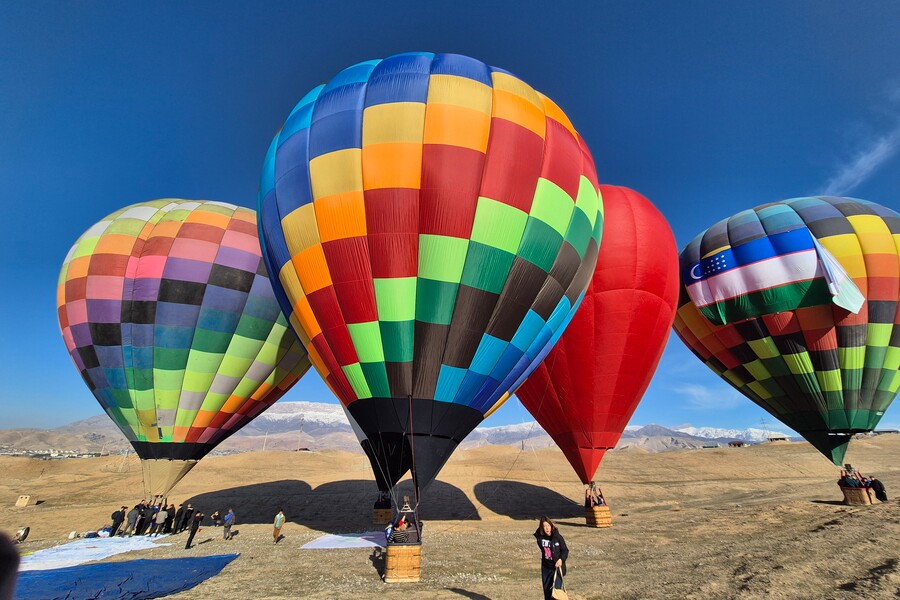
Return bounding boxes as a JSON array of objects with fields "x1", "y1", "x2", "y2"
[
  {"x1": 150, "y1": 505, "x2": 168, "y2": 536},
  {"x1": 124, "y1": 505, "x2": 140, "y2": 536},
  {"x1": 534, "y1": 516, "x2": 568, "y2": 600},
  {"x1": 163, "y1": 504, "x2": 176, "y2": 533},
  {"x1": 184, "y1": 512, "x2": 204, "y2": 549},
  {"x1": 179, "y1": 504, "x2": 195, "y2": 533},
  {"x1": 172, "y1": 504, "x2": 185, "y2": 533},
  {"x1": 222, "y1": 508, "x2": 235, "y2": 540},
  {"x1": 110, "y1": 506, "x2": 126, "y2": 537},
  {"x1": 273, "y1": 510, "x2": 285, "y2": 544}
]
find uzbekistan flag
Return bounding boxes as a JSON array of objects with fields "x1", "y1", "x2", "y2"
[{"x1": 685, "y1": 227, "x2": 864, "y2": 326}]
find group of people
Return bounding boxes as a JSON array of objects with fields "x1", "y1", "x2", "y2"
[
  {"x1": 837, "y1": 470, "x2": 889, "y2": 501},
  {"x1": 107, "y1": 500, "x2": 239, "y2": 548}
]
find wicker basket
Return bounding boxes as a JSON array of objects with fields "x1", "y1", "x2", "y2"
[
  {"x1": 585, "y1": 504, "x2": 612, "y2": 528},
  {"x1": 384, "y1": 542, "x2": 422, "y2": 583},
  {"x1": 373, "y1": 508, "x2": 394, "y2": 525},
  {"x1": 840, "y1": 486, "x2": 872, "y2": 505}
]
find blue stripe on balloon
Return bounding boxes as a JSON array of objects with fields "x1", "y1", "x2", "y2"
[
  {"x1": 308, "y1": 83, "x2": 368, "y2": 158},
  {"x1": 365, "y1": 53, "x2": 434, "y2": 107},
  {"x1": 509, "y1": 310, "x2": 545, "y2": 353},
  {"x1": 469, "y1": 334, "x2": 508, "y2": 376},
  {"x1": 274, "y1": 130, "x2": 314, "y2": 208},
  {"x1": 454, "y1": 370, "x2": 489, "y2": 406},
  {"x1": 155, "y1": 303, "x2": 201, "y2": 327},
  {"x1": 198, "y1": 308, "x2": 241, "y2": 333},
  {"x1": 435, "y1": 364, "x2": 467, "y2": 403},
  {"x1": 431, "y1": 53, "x2": 493, "y2": 87},
  {"x1": 685, "y1": 227, "x2": 815, "y2": 283},
  {"x1": 154, "y1": 325, "x2": 195, "y2": 349}
]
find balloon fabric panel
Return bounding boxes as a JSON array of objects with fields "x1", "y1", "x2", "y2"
[
  {"x1": 58, "y1": 200, "x2": 310, "y2": 461},
  {"x1": 259, "y1": 53, "x2": 602, "y2": 490},
  {"x1": 674, "y1": 196, "x2": 900, "y2": 464},
  {"x1": 515, "y1": 186, "x2": 679, "y2": 484}
]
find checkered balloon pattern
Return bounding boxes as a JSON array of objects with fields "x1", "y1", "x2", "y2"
[
  {"x1": 259, "y1": 52, "x2": 602, "y2": 490},
  {"x1": 57, "y1": 200, "x2": 310, "y2": 461},
  {"x1": 674, "y1": 196, "x2": 900, "y2": 464}
]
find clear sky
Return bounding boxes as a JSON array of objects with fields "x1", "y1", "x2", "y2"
[{"x1": 2, "y1": 2, "x2": 900, "y2": 432}]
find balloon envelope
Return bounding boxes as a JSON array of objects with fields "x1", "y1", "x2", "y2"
[
  {"x1": 674, "y1": 196, "x2": 900, "y2": 464},
  {"x1": 516, "y1": 186, "x2": 679, "y2": 483},
  {"x1": 259, "y1": 52, "x2": 603, "y2": 494},
  {"x1": 58, "y1": 200, "x2": 310, "y2": 495}
]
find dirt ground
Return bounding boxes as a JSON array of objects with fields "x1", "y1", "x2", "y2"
[{"x1": 2, "y1": 436, "x2": 899, "y2": 599}]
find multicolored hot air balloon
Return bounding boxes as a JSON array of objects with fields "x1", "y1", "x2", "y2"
[
  {"x1": 516, "y1": 185, "x2": 679, "y2": 484},
  {"x1": 674, "y1": 196, "x2": 900, "y2": 464},
  {"x1": 57, "y1": 200, "x2": 310, "y2": 495},
  {"x1": 259, "y1": 52, "x2": 603, "y2": 500}
]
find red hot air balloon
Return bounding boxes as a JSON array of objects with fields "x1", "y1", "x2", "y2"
[{"x1": 515, "y1": 185, "x2": 679, "y2": 484}]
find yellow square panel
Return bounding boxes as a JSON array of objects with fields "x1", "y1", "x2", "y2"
[
  {"x1": 310, "y1": 148, "x2": 363, "y2": 199},
  {"x1": 362, "y1": 102, "x2": 426, "y2": 145},
  {"x1": 426, "y1": 74, "x2": 492, "y2": 115}
]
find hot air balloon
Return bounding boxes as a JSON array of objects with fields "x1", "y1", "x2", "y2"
[
  {"x1": 674, "y1": 196, "x2": 899, "y2": 465},
  {"x1": 515, "y1": 186, "x2": 679, "y2": 508},
  {"x1": 57, "y1": 200, "x2": 310, "y2": 496},
  {"x1": 258, "y1": 52, "x2": 603, "y2": 509}
]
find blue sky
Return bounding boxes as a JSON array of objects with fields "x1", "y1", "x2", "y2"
[{"x1": 2, "y1": 2, "x2": 900, "y2": 432}]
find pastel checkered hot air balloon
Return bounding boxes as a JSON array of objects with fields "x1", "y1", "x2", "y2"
[
  {"x1": 58, "y1": 200, "x2": 310, "y2": 496},
  {"x1": 674, "y1": 196, "x2": 900, "y2": 464},
  {"x1": 515, "y1": 185, "x2": 679, "y2": 485},
  {"x1": 259, "y1": 52, "x2": 603, "y2": 500}
]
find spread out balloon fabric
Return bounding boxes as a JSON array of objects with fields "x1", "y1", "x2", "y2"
[
  {"x1": 259, "y1": 52, "x2": 602, "y2": 494},
  {"x1": 57, "y1": 200, "x2": 310, "y2": 495},
  {"x1": 674, "y1": 196, "x2": 900, "y2": 464},
  {"x1": 516, "y1": 186, "x2": 679, "y2": 484}
]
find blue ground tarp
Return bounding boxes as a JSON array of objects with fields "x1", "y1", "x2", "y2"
[{"x1": 15, "y1": 554, "x2": 239, "y2": 600}]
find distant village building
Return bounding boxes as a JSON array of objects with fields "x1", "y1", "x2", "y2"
[
  {"x1": 728, "y1": 441, "x2": 745, "y2": 448},
  {"x1": 702, "y1": 443, "x2": 720, "y2": 449},
  {"x1": 768, "y1": 436, "x2": 788, "y2": 442}
]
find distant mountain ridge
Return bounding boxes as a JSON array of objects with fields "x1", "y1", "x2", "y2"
[{"x1": 0, "y1": 401, "x2": 791, "y2": 455}]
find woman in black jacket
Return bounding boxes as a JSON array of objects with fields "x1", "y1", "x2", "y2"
[{"x1": 534, "y1": 516, "x2": 568, "y2": 599}]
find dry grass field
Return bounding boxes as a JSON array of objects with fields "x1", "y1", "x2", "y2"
[{"x1": 2, "y1": 436, "x2": 899, "y2": 599}]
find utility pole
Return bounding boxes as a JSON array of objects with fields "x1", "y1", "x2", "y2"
[
  {"x1": 297, "y1": 417, "x2": 304, "y2": 451},
  {"x1": 263, "y1": 431, "x2": 269, "y2": 452}
]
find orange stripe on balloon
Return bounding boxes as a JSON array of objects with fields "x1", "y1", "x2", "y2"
[
  {"x1": 314, "y1": 192, "x2": 367, "y2": 242},
  {"x1": 362, "y1": 143, "x2": 423, "y2": 189},
  {"x1": 292, "y1": 244, "x2": 332, "y2": 293},
  {"x1": 423, "y1": 103, "x2": 490, "y2": 152}
]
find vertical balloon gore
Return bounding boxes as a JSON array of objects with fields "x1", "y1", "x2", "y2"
[
  {"x1": 516, "y1": 185, "x2": 680, "y2": 484},
  {"x1": 259, "y1": 52, "x2": 603, "y2": 497}
]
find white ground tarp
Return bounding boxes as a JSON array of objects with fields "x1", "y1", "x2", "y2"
[
  {"x1": 19, "y1": 536, "x2": 170, "y2": 571},
  {"x1": 300, "y1": 532, "x2": 384, "y2": 550}
]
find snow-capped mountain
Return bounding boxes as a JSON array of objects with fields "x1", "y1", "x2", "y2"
[
  {"x1": 672, "y1": 426, "x2": 790, "y2": 442},
  {"x1": 1, "y1": 401, "x2": 800, "y2": 454}
]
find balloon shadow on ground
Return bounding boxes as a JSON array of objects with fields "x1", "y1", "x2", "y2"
[
  {"x1": 810, "y1": 499, "x2": 848, "y2": 506},
  {"x1": 183, "y1": 479, "x2": 313, "y2": 526},
  {"x1": 474, "y1": 481, "x2": 582, "y2": 520},
  {"x1": 394, "y1": 479, "x2": 481, "y2": 521},
  {"x1": 184, "y1": 478, "x2": 479, "y2": 534}
]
